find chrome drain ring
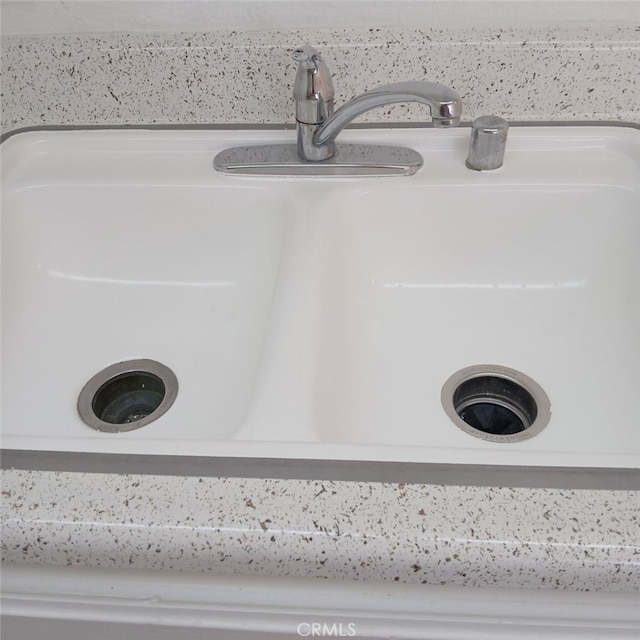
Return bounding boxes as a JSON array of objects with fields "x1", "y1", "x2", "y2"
[
  {"x1": 77, "y1": 359, "x2": 178, "y2": 433},
  {"x1": 442, "y1": 364, "x2": 551, "y2": 443}
]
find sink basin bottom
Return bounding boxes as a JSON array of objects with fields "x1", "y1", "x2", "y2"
[{"x1": 313, "y1": 184, "x2": 640, "y2": 461}]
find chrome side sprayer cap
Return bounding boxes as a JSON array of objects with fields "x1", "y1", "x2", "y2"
[{"x1": 466, "y1": 115, "x2": 509, "y2": 171}]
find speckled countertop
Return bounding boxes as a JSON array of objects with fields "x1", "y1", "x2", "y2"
[
  {"x1": 1, "y1": 24, "x2": 640, "y2": 590},
  {"x1": 2, "y1": 472, "x2": 639, "y2": 591}
]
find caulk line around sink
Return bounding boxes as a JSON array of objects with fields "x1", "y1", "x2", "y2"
[{"x1": 2, "y1": 450, "x2": 639, "y2": 491}]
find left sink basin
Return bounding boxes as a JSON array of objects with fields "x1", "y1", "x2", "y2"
[{"x1": 1, "y1": 130, "x2": 291, "y2": 451}]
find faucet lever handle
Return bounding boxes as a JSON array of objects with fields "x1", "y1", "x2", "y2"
[{"x1": 292, "y1": 44, "x2": 335, "y2": 126}]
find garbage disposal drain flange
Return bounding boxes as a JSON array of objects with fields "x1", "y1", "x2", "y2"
[
  {"x1": 78, "y1": 359, "x2": 178, "y2": 433},
  {"x1": 441, "y1": 365, "x2": 551, "y2": 443}
]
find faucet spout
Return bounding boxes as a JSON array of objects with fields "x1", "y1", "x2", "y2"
[{"x1": 314, "y1": 81, "x2": 462, "y2": 149}]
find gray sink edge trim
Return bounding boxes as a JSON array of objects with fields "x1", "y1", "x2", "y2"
[
  {"x1": 2, "y1": 449, "x2": 638, "y2": 490},
  {"x1": 1, "y1": 120, "x2": 639, "y2": 144}
]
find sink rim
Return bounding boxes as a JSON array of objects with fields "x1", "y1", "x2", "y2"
[
  {"x1": 2, "y1": 448, "x2": 639, "y2": 490},
  {"x1": 2, "y1": 123, "x2": 640, "y2": 489},
  {"x1": 2, "y1": 119, "x2": 640, "y2": 146}
]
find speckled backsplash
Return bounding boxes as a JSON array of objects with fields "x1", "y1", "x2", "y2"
[{"x1": 1, "y1": 24, "x2": 639, "y2": 135}]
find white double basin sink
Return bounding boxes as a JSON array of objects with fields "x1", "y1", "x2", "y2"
[{"x1": 2, "y1": 125, "x2": 640, "y2": 481}]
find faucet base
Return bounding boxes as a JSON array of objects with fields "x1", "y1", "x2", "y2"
[{"x1": 214, "y1": 143, "x2": 423, "y2": 177}]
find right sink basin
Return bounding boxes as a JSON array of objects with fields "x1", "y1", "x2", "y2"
[{"x1": 312, "y1": 125, "x2": 640, "y2": 468}]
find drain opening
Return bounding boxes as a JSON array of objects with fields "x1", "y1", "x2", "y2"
[
  {"x1": 442, "y1": 365, "x2": 551, "y2": 443},
  {"x1": 453, "y1": 375, "x2": 537, "y2": 435},
  {"x1": 78, "y1": 359, "x2": 178, "y2": 433},
  {"x1": 92, "y1": 371, "x2": 165, "y2": 425}
]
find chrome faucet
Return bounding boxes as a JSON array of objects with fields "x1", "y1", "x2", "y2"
[
  {"x1": 213, "y1": 44, "x2": 463, "y2": 176},
  {"x1": 292, "y1": 45, "x2": 462, "y2": 162}
]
